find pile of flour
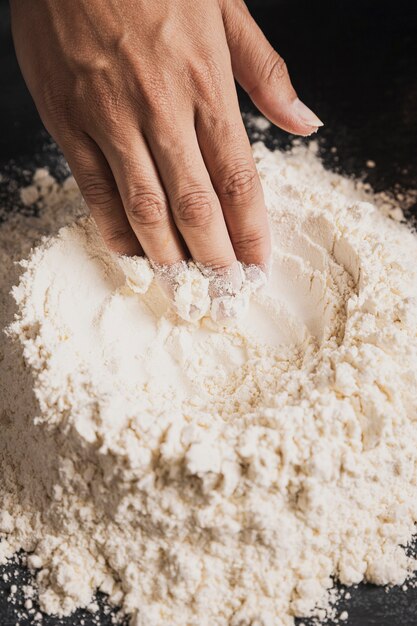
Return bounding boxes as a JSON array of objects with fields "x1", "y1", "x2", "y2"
[{"x1": 1, "y1": 142, "x2": 417, "y2": 626}]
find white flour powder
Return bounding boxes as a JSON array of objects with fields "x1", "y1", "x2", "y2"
[{"x1": 1, "y1": 142, "x2": 417, "y2": 626}]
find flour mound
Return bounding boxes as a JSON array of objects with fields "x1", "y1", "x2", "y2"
[{"x1": 2, "y1": 143, "x2": 417, "y2": 626}]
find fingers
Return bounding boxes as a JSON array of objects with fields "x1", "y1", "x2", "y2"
[
  {"x1": 94, "y1": 133, "x2": 186, "y2": 266},
  {"x1": 63, "y1": 134, "x2": 142, "y2": 255},
  {"x1": 196, "y1": 112, "x2": 271, "y2": 268},
  {"x1": 144, "y1": 116, "x2": 237, "y2": 272},
  {"x1": 221, "y1": 0, "x2": 323, "y2": 136}
]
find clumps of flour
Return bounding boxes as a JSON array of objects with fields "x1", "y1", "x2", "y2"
[
  {"x1": 116, "y1": 255, "x2": 154, "y2": 295},
  {"x1": 115, "y1": 255, "x2": 266, "y2": 324},
  {"x1": 1, "y1": 142, "x2": 417, "y2": 626}
]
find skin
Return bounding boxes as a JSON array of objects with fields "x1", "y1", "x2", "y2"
[{"x1": 10, "y1": 0, "x2": 322, "y2": 276}]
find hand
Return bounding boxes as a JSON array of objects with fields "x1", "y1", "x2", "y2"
[{"x1": 10, "y1": 0, "x2": 322, "y2": 275}]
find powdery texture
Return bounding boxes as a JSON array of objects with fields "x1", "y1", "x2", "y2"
[
  {"x1": 1, "y1": 143, "x2": 417, "y2": 626},
  {"x1": 115, "y1": 255, "x2": 265, "y2": 324}
]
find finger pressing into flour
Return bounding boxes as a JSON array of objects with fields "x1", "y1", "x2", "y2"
[
  {"x1": 196, "y1": 110, "x2": 271, "y2": 269},
  {"x1": 221, "y1": 0, "x2": 323, "y2": 136},
  {"x1": 92, "y1": 132, "x2": 187, "y2": 266},
  {"x1": 145, "y1": 116, "x2": 239, "y2": 276},
  {"x1": 63, "y1": 134, "x2": 142, "y2": 256}
]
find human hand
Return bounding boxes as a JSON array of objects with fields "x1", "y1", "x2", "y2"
[{"x1": 11, "y1": 0, "x2": 322, "y2": 279}]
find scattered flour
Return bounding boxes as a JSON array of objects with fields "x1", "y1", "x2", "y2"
[
  {"x1": 1, "y1": 142, "x2": 417, "y2": 626},
  {"x1": 244, "y1": 113, "x2": 272, "y2": 140}
]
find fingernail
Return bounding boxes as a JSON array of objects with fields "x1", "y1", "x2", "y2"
[
  {"x1": 152, "y1": 261, "x2": 184, "y2": 300},
  {"x1": 199, "y1": 261, "x2": 244, "y2": 298},
  {"x1": 244, "y1": 264, "x2": 268, "y2": 292},
  {"x1": 211, "y1": 292, "x2": 249, "y2": 324},
  {"x1": 292, "y1": 98, "x2": 324, "y2": 128},
  {"x1": 230, "y1": 261, "x2": 245, "y2": 292}
]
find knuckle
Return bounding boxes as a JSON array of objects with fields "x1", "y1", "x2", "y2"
[
  {"x1": 219, "y1": 162, "x2": 259, "y2": 203},
  {"x1": 233, "y1": 229, "x2": 269, "y2": 258},
  {"x1": 125, "y1": 189, "x2": 167, "y2": 227},
  {"x1": 79, "y1": 174, "x2": 117, "y2": 213},
  {"x1": 188, "y1": 57, "x2": 223, "y2": 104},
  {"x1": 175, "y1": 189, "x2": 218, "y2": 227},
  {"x1": 140, "y1": 87, "x2": 168, "y2": 121},
  {"x1": 261, "y1": 50, "x2": 288, "y2": 86},
  {"x1": 103, "y1": 226, "x2": 134, "y2": 251}
]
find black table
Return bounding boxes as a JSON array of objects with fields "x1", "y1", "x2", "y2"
[{"x1": 1, "y1": 1, "x2": 417, "y2": 624}]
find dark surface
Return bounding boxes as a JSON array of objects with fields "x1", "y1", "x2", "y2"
[{"x1": 1, "y1": 0, "x2": 417, "y2": 624}]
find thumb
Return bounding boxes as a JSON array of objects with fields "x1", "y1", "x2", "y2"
[{"x1": 221, "y1": 0, "x2": 323, "y2": 136}]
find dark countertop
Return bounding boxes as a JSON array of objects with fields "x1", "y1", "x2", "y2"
[{"x1": 1, "y1": 1, "x2": 417, "y2": 625}]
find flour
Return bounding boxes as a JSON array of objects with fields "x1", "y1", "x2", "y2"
[{"x1": 1, "y1": 142, "x2": 417, "y2": 626}]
